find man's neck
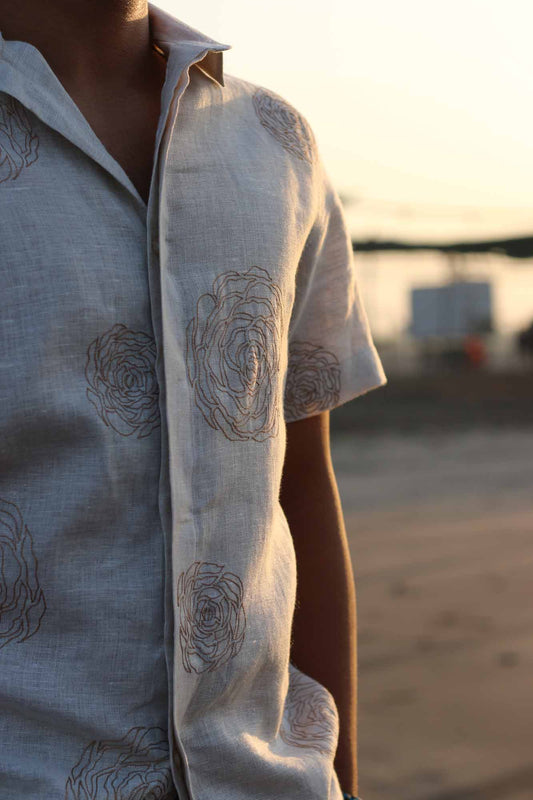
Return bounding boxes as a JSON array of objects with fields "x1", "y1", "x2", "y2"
[{"x1": 0, "y1": 1, "x2": 155, "y2": 92}]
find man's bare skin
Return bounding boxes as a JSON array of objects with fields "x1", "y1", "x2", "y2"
[
  {"x1": 0, "y1": 3, "x2": 359, "y2": 793},
  {"x1": 0, "y1": 0, "x2": 166, "y2": 204}
]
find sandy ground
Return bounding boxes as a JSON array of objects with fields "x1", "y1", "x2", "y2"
[{"x1": 330, "y1": 428, "x2": 533, "y2": 800}]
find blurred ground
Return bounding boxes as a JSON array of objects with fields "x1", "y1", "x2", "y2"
[{"x1": 330, "y1": 424, "x2": 533, "y2": 800}]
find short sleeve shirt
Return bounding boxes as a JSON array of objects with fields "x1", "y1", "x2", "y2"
[{"x1": 0, "y1": 4, "x2": 386, "y2": 799}]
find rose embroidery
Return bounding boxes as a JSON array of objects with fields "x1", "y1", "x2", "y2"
[
  {"x1": 0, "y1": 498, "x2": 46, "y2": 649},
  {"x1": 186, "y1": 266, "x2": 283, "y2": 442},
  {"x1": 252, "y1": 87, "x2": 316, "y2": 164},
  {"x1": 65, "y1": 726, "x2": 176, "y2": 800},
  {"x1": 85, "y1": 323, "x2": 160, "y2": 439},
  {"x1": 176, "y1": 561, "x2": 246, "y2": 674},
  {"x1": 284, "y1": 341, "x2": 341, "y2": 421},
  {"x1": 0, "y1": 96, "x2": 39, "y2": 184},
  {"x1": 280, "y1": 664, "x2": 339, "y2": 756}
]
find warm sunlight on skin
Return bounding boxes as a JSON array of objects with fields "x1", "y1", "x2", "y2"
[{"x1": 157, "y1": 0, "x2": 533, "y2": 241}]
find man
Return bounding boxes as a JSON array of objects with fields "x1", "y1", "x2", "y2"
[{"x1": 0, "y1": 1, "x2": 386, "y2": 798}]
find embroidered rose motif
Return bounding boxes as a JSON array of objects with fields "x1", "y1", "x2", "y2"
[
  {"x1": 284, "y1": 341, "x2": 341, "y2": 421},
  {"x1": 85, "y1": 323, "x2": 160, "y2": 439},
  {"x1": 176, "y1": 561, "x2": 246, "y2": 674},
  {"x1": 0, "y1": 96, "x2": 39, "y2": 184},
  {"x1": 0, "y1": 498, "x2": 46, "y2": 649},
  {"x1": 65, "y1": 726, "x2": 176, "y2": 800},
  {"x1": 252, "y1": 87, "x2": 316, "y2": 164},
  {"x1": 280, "y1": 664, "x2": 339, "y2": 756},
  {"x1": 186, "y1": 266, "x2": 283, "y2": 442}
]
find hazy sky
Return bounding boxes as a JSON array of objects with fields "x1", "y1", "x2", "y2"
[{"x1": 157, "y1": 0, "x2": 532, "y2": 241}]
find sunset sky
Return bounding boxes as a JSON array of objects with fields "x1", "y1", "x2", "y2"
[{"x1": 158, "y1": 0, "x2": 532, "y2": 242}]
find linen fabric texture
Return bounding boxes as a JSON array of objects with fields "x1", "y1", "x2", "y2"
[{"x1": 0, "y1": 3, "x2": 386, "y2": 799}]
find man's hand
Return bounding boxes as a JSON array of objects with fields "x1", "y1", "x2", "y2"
[{"x1": 280, "y1": 410, "x2": 358, "y2": 797}]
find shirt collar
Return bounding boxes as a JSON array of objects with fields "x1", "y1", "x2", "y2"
[{"x1": 148, "y1": 3, "x2": 231, "y2": 87}]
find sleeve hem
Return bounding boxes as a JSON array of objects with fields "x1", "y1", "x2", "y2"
[{"x1": 283, "y1": 343, "x2": 387, "y2": 424}]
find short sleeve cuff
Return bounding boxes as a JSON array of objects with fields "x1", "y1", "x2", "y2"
[{"x1": 283, "y1": 341, "x2": 387, "y2": 423}]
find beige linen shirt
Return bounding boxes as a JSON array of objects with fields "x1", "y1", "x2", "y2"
[{"x1": 0, "y1": 3, "x2": 386, "y2": 798}]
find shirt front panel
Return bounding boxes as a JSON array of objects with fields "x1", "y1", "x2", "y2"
[
  {"x1": 0, "y1": 93, "x2": 174, "y2": 797},
  {"x1": 158, "y1": 67, "x2": 370, "y2": 800}
]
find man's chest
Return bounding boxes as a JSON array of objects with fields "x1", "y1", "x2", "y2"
[
  {"x1": 59, "y1": 47, "x2": 167, "y2": 207},
  {"x1": 66, "y1": 93, "x2": 163, "y2": 206}
]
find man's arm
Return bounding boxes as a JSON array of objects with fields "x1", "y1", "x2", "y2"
[{"x1": 280, "y1": 410, "x2": 358, "y2": 797}]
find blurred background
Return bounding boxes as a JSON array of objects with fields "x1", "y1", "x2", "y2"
[{"x1": 159, "y1": 1, "x2": 533, "y2": 797}]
